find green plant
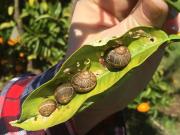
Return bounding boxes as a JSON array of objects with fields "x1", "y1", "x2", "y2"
[
  {"x1": 0, "y1": 0, "x2": 71, "y2": 79},
  {"x1": 21, "y1": 0, "x2": 70, "y2": 67},
  {"x1": 128, "y1": 42, "x2": 180, "y2": 118},
  {"x1": 11, "y1": 27, "x2": 180, "y2": 130},
  {"x1": 165, "y1": 0, "x2": 180, "y2": 11},
  {"x1": 0, "y1": 27, "x2": 27, "y2": 77}
]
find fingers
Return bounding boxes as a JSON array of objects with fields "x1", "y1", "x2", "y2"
[
  {"x1": 91, "y1": 0, "x2": 169, "y2": 42},
  {"x1": 73, "y1": 1, "x2": 169, "y2": 134},
  {"x1": 92, "y1": 0, "x2": 138, "y2": 21},
  {"x1": 132, "y1": 0, "x2": 169, "y2": 28}
]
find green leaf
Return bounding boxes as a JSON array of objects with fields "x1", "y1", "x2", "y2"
[
  {"x1": 49, "y1": 2, "x2": 61, "y2": 18},
  {"x1": 169, "y1": 34, "x2": 180, "y2": 41},
  {"x1": 0, "y1": 21, "x2": 15, "y2": 30},
  {"x1": 35, "y1": 14, "x2": 53, "y2": 21},
  {"x1": 54, "y1": 2, "x2": 62, "y2": 17},
  {"x1": 165, "y1": 0, "x2": 180, "y2": 11},
  {"x1": 10, "y1": 27, "x2": 180, "y2": 131}
]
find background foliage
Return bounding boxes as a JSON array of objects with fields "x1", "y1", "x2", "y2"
[
  {"x1": 0, "y1": 0, "x2": 71, "y2": 79},
  {"x1": 0, "y1": 0, "x2": 180, "y2": 134}
]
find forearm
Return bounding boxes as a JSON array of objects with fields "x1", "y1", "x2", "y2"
[{"x1": 73, "y1": 46, "x2": 165, "y2": 135}]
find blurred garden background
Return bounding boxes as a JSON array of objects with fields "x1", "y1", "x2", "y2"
[{"x1": 0, "y1": 0, "x2": 180, "y2": 135}]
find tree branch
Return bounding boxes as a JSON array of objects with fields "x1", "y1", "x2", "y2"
[{"x1": 14, "y1": 0, "x2": 24, "y2": 35}]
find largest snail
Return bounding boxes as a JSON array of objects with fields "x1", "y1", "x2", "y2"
[{"x1": 104, "y1": 46, "x2": 131, "y2": 70}]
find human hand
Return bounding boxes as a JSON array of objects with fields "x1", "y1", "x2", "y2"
[
  {"x1": 67, "y1": 0, "x2": 170, "y2": 56},
  {"x1": 66, "y1": 0, "x2": 179, "y2": 134}
]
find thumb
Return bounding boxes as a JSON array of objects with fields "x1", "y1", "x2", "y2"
[
  {"x1": 131, "y1": 0, "x2": 169, "y2": 28},
  {"x1": 96, "y1": 0, "x2": 169, "y2": 39}
]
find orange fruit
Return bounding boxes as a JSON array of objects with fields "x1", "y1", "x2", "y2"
[
  {"x1": 19, "y1": 52, "x2": 25, "y2": 58},
  {"x1": 8, "y1": 38, "x2": 18, "y2": 46},
  {"x1": 137, "y1": 102, "x2": 150, "y2": 113},
  {"x1": 0, "y1": 37, "x2": 3, "y2": 44}
]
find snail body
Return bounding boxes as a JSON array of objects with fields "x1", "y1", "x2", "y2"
[
  {"x1": 71, "y1": 71, "x2": 97, "y2": 93},
  {"x1": 54, "y1": 83, "x2": 75, "y2": 104},
  {"x1": 105, "y1": 46, "x2": 131, "y2": 69},
  {"x1": 39, "y1": 99, "x2": 57, "y2": 117}
]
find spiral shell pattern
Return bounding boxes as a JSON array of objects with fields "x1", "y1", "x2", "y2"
[
  {"x1": 54, "y1": 83, "x2": 75, "y2": 104},
  {"x1": 39, "y1": 99, "x2": 57, "y2": 117},
  {"x1": 105, "y1": 46, "x2": 131, "y2": 69},
  {"x1": 71, "y1": 71, "x2": 97, "y2": 93}
]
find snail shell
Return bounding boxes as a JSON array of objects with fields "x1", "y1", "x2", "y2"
[
  {"x1": 39, "y1": 99, "x2": 57, "y2": 117},
  {"x1": 71, "y1": 71, "x2": 97, "y2": 93},
  {"x1": 105, "y1": 46, "x2": 131, "y2": 69},
  {"x1": 54, "y1": 83, "x2": 75, "y2": 104}
]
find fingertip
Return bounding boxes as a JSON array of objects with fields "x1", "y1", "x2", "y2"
[{"x1": 142, "y1": 0, "x2": 169, "y2": 27}]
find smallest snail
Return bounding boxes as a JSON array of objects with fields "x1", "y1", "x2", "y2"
[
  {"x1": 39, "y1": 99, "x2": 57, "y2": 117},
  {"x1": 54, "y1": 83, "x2": 75, "y2": 105},
  {"x1": 71, "y1": 71, "x2": 97, "y2": 93},
  {"x1": 104, "y1": 46, "x2": 131, "y2": 70}
]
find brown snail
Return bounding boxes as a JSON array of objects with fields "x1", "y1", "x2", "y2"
[
  {"x1": 54, "y1": 83, "x2": 75, "y2": 104},
  {"x1": 104, "y1": 46, "x2": 131, "y2": 70},
  {"x1": 71, "y1": 71, "x2": 97, "y2": 93},
  {"x1": 39, "y1": 99, "x2": 57, "y2": 117}
]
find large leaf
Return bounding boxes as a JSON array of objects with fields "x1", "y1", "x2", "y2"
[
  {"x1": 165, "y1": 0, "x2": 180, "y2": 11},
  {"x1": 10, "y1": 27, "x2": 180, "y2": 130}
]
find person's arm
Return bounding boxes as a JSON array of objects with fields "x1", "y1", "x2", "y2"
[
  {"x1": 0, "y1": 0, "x2": 179, "y2": 135},
  {"x1": 67, "y1": 0, "x2": 178, "y2": 135}
]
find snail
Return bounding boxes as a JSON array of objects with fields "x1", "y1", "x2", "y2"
[
  {"x1": 39, "y1": 99, "x2": 57, "y2": 117},
  {"x1": 54, "y1": 83, "x2": 75, "y2": 104},
  {"x1": 71, "y1": 71, "x2": 97, "y2": 93},
  {"x1": 104, "y1": 46, "x2": 131, "y2": 70}
]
